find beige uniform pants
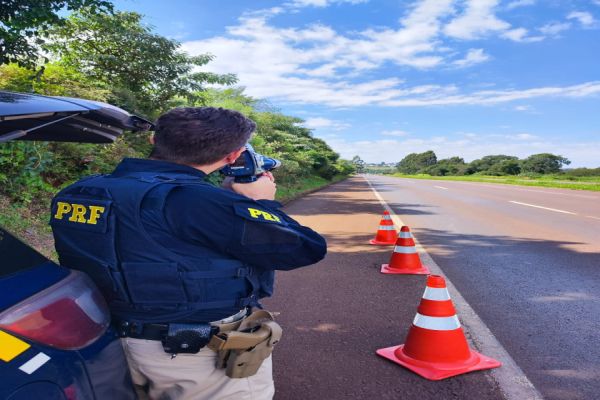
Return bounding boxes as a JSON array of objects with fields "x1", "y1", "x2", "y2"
[{"x1": 121, "y1": 338, "x2": 274, "y2": 400}]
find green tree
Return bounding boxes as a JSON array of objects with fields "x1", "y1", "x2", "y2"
[
  {"x1": 465, "y1": 155, "x2": 519, "y2": 175},
  {"x1": 423, "y1": 156, "x2": 465, "y2": 176},
  {"x1": 0, "y1": 0, "x2": 113, "y2": 68},
  {"x1": 487, "y1": 159, "x2": 521, "y2": 176},
  {"x1": 396, "y1": 150, "x2": 437, "y2": 174},
  {"x1": 191, "y1": 87, "x2": 279, "y2": 114},
  {"x1": 351, "y1": 155, "x2": 365, "y2": 173},
  {"x1": 47, "y1": 9, "x2": 236, "y2": 117},
  {"x1": 334, "y1": 159, "x2": 356, "y2": 176},
  {"x1": 0, "y1": 62, "x2": 109, "y2": 99},
  {"x1": 0, "y1": 62, "x2": 111, "y2": 201},
  {"x1": 521, "y1": 153, "x2": 570, "y2": 174}
]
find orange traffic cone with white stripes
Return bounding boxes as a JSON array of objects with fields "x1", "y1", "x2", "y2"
[
  {"x1": 376, "y1": 275, "x2": 501, "y2": 380},
  {"x1": 381, "y1": 226, "x2": 430, "y2": 274},
  {"x1": 369, "y1": 211, "x2": 397, "y2": 245}
]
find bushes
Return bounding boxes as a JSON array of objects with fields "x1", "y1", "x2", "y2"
[
  {"x1": 0, "y1": 142, "x2": 54, "y2": 203},
  {"x1": 0, "y1": 63, "x2": 110, "y2": 99},
  {"x1": 396, "y1": 150, "x2": 437, "y2": 174},
  {"x1": 0, "y1": 135, "x2": 147, "y2": 203},
  {"x1": 562, "y1": 167, "x2": 600, "y2": 177},
  {"x1": 395, "y1": 151, "x2": 587, "y2": 177},
  {"x1": 465, "y1": 155, "x2": 519, "y2": 175},
  {"x1": 487, "y1": 159, "x2": 521, "y2": 176},
  {"x1": 422, "y1": 156, "x2": 466, "y2": 176},
  {"x1": 520, "y1": 153, "x2": 570, "y2": 174},
  {"x1": 249, "y1": 110, "x2": 348, "y2": 184}
]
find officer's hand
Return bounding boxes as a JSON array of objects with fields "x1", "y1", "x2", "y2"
[
  {"x1": 231, "y1": 175, "x2": 276, "y2": 200},
  {"x1": 221, "y1": 177, "x2": 235, "y2": 191},
  {"x1": 263, "y1": 171, "x2": 275, "y2": 182}
]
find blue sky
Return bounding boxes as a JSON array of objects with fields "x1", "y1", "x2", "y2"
[{"x1": 113, "y1": 0, "x2": 600, "y2": 166}]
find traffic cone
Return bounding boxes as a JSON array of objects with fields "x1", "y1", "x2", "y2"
[
  {"x1": 376, "y1": 275, "x2": 501, "y2": 380},
  {"x1": 369, "y1": 211, "x2": 397, "y2": 245},
  {"x1": 381, "y1": 226, "x2": 430, "y2": 274}
]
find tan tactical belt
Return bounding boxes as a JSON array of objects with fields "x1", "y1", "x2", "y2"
[{"x1": 208, "y1": 310, "x2": 282, "y2": 378}]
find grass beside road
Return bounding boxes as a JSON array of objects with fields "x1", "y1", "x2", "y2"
[
  {"x1": 390, "y1": 173, "x2": 600, "y2": 191},
  {"x1": 277, "y1": 174, "x2": 347, "y2": 203}
]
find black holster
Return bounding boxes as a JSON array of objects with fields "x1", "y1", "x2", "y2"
[{"x1": 161, "y1": 323, "x2": 218, "y2": 354}]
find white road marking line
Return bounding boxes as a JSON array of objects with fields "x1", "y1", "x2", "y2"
[
  {"x1": 586, "y1": 216, "x2": 600, "y2": 221},
  {"x1": 364, "y1": 176, "x2": 543, "y2": 400},
  {"x1": 509, "y1": 201, "x2": 577, "y2": 215},
  {"x1": 434, "y1": 185, "x2": 449, "y2": 190},
  {"x1": 19, "y1": 352, "x2": 50, "y2": 374}
]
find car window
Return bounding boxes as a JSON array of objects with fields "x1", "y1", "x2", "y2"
[{"x1": 0, "y1": 227, "x2": 49, "y2": 277}]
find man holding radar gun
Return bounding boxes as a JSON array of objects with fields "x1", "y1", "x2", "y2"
[{"x1": 50, "y1": 107, "x2": 327, "y2": 400}]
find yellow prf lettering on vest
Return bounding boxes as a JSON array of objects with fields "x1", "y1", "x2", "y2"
[
  {"x1": 87, "y1": 206, "x2": 106, "y2": 225},
  {"x1": 248, "y1": 208, "x2": 263, "y2": 219},
  {"x1": 247, "y1": 208, "x2": 281, "y2": 223},
  {"x1": 54, "y1": 202, "x2": 106, "y2": 225},
  {"x1": 54, "y1": 202, "x2": 72, "y2": 220},
  {"x1": 262, "y1": 213, "x2": 281, "y2": 222},
  {"x1": 69, "y1": 204, "x2": 87, "y2": 223}
]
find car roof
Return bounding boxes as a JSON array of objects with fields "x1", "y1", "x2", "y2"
[{"x1": 0, "y1": 91, "x2": 153, "y2": 144}]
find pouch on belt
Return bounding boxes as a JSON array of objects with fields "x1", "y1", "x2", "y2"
[{"x1": 208, "y1": 310, "x2": 282, "y2": 378}]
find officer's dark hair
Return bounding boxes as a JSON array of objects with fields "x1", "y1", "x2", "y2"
[{"x1": 150, "y1": 107, "x2": 256, "y2": 165}]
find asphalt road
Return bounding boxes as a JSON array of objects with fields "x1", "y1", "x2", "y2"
[
  {"x1": 264, "y1": 177, "x2": 505, "y2": 400},
  {"x1": 361, "y1": 175, "x2": 600, "y2": 400}
]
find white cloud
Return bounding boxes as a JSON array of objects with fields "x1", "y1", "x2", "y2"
[
  {"x1": 502, "y1": 27, "x2": 544, "y2": 42},
  {"x1": 352, "y1": 0, "x2": 455, "y2": 69},
  {"x1": 182, "y1": 0, "x2": 459, "y2": 108},
  {"x1": 303, "y1": 117, "x2": 350, "y2": 130},
  {"x1": 444, "y1": 0, "x2": 510, "y2": 39},
  {"x1": 514, "y1": 105, "x2": 531, "y2": 111},
  {"x1": 287, "y1": 0, "x2": 368, "y2": 7},
  {"x1": 515, "y1": 133, "x2": 538, "y2": 140},
  {"x1": 443, "y1": 0, "x2": 542, "y2": 42},
  {"x1": 567, "y1": 11, "x2": 596, "y2": 27},
  {"x1": 186, "y1": 0, "x2": 456, "y2": 86},
  {"x1": 381, "y1": 130, "x2": 410, "y2": 137},
  {"x1": 243, "y1": 7, "x2": 285, "y2": 19},
  {"x1": 539, "y1": 22, "x2": 571, "y2": 36},
  {"x1": 379, "y1": 81, "x2": 600, "y2": 107},
  {"x1": 182, "y1": 2, "x2": 600, "y2": 108},
  {"x1": 506, "y1": 0, "x2": 535, "y2": 10},
  {"x1": 453, "y1": 48, "x2": 490, "y2": 67}
]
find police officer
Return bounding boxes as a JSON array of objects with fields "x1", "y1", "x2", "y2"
[{"x1": 50, "y1": 107, "x2": 327, "y2": 400}]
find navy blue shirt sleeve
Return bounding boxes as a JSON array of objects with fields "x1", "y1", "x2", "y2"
[{"x1": 163, "y1": 185, "x2": 327, "y2": 271}]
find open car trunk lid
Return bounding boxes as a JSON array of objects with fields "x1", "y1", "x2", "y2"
[{"x1": 0, "y1": 91, "x2": 153, "y2": 143}]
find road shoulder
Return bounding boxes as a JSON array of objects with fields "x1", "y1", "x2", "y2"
[{"x1": 264, "y1": 176, "x2": 506, "y2": 400}]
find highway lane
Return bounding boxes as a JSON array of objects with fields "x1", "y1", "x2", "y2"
[{"x1": 367, "y1": 175, "x2": 600, "y2": 400}]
